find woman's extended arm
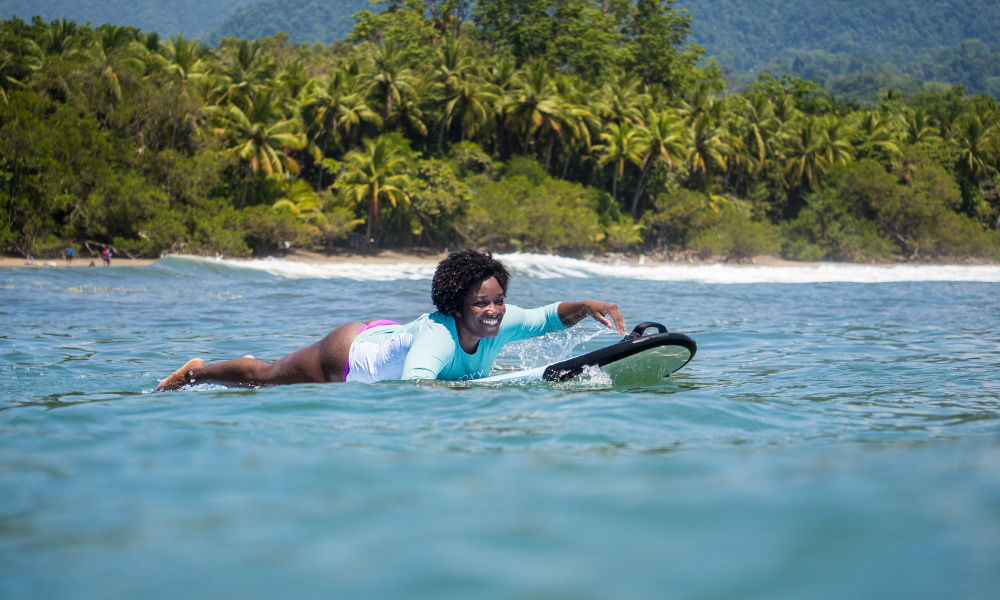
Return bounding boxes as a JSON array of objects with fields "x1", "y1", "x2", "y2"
[{"x1": 558, "y1": 301, "x2": 626, "y2": 335}]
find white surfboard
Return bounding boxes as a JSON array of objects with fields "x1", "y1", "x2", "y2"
[{"x1": 478, "y1": 323, "x2": 697, "y2": 387}]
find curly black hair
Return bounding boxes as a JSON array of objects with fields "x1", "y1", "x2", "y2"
[{"x1": 432, "y1": 249, "x2": 510, "y2": 315}]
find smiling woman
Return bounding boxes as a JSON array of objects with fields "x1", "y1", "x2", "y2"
[{"x1": 155, "y1": 249, "x2": 625, "y2": 389}]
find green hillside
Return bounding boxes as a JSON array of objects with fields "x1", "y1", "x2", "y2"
[
  {"x1": 208, "y1": 0, "x2": 368, "y2": 45},
  {"x1": 0, "y1": 0, "x2": 252, "y2": 37},
  {"x1": 675, "y1": 0, "x2": 1000, "y2": 72}
]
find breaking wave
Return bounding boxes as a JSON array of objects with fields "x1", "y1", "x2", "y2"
[{"x1": 164, "y1": 253, "x2": 1000, "y2": 284}]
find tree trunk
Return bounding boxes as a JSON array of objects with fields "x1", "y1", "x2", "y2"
[
  {"x1": 438, "y1": 116, "x2": 447, "y2": 155},
  {"x1": 631, "y1": 155, "x2": 655, "y2": 218},
  {"x1": 239, "y1": 165, "x2": 252, "y2": 210},
  {"x1": 317, "y1": 139, "x2": 328, "y2": 189},
  {"x1": 612, "y1": 168, "x2": 618, "y2": 204},
  {"x1": 384, "y1": 88, "x2": 392, "y2": 127},
  {"x1": 545, "y1": 132, "x2": 557, "y2": 174},
  {"x1": 561, "y1": 146, "x2": 573, "y2": 180}
]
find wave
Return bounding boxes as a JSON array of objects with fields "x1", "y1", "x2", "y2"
[{"x1": 160, "y1": 253, "x2": 1000, "y2": 284}]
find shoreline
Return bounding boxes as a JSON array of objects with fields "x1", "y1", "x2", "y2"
[{"x1": 1, "y1": 249, "x2": 996, "y2": 269}]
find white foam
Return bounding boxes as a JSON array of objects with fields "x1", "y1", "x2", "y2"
[{"x1": 178, "y1": 253, "x2": 1000, "y2": 284}]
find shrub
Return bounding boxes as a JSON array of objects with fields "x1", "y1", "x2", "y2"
[
  {"x1": 465, "y1": 171, "x2": 603, "y2": 253},
  {"x1": 781, "y1": 188, "x2": 896, "y2": 261},
  {"x1": 689, "y1": 209, "x2": 780, "y2": 259}
]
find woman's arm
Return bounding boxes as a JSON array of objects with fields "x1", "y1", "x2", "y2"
[{"x1": 558, "y1": 301, "x2": 626, "y2": 335}]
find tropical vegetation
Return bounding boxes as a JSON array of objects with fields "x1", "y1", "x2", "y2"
[{"x1": 1, "y1": 3, "x2": 999, "y2": 261}]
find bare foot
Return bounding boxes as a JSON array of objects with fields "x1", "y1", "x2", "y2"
[{"x1": 157, "y1": 358, "x2": 205, "y2": 390}]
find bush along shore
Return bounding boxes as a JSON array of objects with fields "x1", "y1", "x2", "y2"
[{"x1": 1, "y1": 3, "x2": 999, "y2": 262}]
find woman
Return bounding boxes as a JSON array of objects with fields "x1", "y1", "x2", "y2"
[{"x1": 156, "y1": 249, "x2": 625, "y2": 389}]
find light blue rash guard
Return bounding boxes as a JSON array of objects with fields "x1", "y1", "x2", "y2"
[{"x1": 351, "y1": 303, "x2": 568, "y2": 381}]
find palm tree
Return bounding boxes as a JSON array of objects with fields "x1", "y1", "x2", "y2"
[
  {"x1": 0, "y1": 33, "x2": 42, "y2": 102},
  {"x1": 272, "y1": 177, "x2": 325, "y2": 230},
  {"x1": 953, "y1": 115, "x2": 999, "y2": 184},
  {"x1": 40, "y1": 19, "x2": 87, "y2": 62},
  {"x1": 162, "y1": 34, "x2": 207, "y2": 83},
  {"x1": 505, "y1": 60, "x2": 565, "y2": 161},
  {"x1": 337, "y1": 134, "x2": 414, "y2": 245},
  {"x1": 739, "y1": 96, "x2": 779, "y2": 169},
  {"x1": 631, "y1": 109, "x2": 688, "y2": 217},
  {"x1": 309, "y1": 69, "x2": 380, "y2": 186},
  {"x1": 446, "y1": 69, "x2": 499, "y2": 145},
  {"x1": 430, "y1": 37, "x2": 475, "y2": 152},
  {"x1": 215, "y1": 39, "x2": 274, "y2": 107},
  {"x1": 596, "y1": 71, "x2": 649, "y2": 125},
  {"x1": 362, "y1": 41, "x2": 417, "y2": 126},
  {"x1": 903, "y1": 109, "x2": 938, "y2": 146},
  {"x1": 783, "y1": 116, "x2": 827, "y2": 190},
  {"x1": 597, "y1": 121, "x2": 648, "y2": 204},
  {"x1": 687, "y1": 112, "x2": 729, "y2": 180},
  {"x1": 211, "y1": 89, "x2": 306, "y2": 208},
  {"x1": 851, "y1": 110, "x2": 901, "y2": 156},
  {"x1": 817, "y1": 115, "x2": 853, "y2": 168}
]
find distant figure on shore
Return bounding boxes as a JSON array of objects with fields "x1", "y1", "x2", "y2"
[
  {"x1": 101, "y1": 249, "x2": 110, "y2": 266},
  {"x1": 65, "y1": 247, "x2": 73, "y2": 267}
]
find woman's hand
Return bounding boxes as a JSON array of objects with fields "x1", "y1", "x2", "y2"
[{"x1": 558, "y1": 301, "x2": 626, "y2": 335}]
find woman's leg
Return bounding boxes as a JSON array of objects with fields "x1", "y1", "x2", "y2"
[{"x1": 156, "y1": 322, "x2": 365, "y2": 390}]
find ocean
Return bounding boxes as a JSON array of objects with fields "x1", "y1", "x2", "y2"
[{"x1": 2, "y1": 254, "x2": 999, "y2": 599}]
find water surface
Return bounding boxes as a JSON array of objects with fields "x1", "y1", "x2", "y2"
[{"x1": 2, "y1": 256, "x2": 999, "y2": 599}]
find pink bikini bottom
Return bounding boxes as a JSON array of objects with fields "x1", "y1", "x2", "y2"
[{"x1": 343, "y1": 320, "x2": 401, "y2": 381}]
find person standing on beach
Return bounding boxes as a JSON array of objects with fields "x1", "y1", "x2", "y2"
[
  {"x1": 65, "y1": 247, "x2": 73, "y2": 267},
  {"x1": 101, "y1": 248, "x2": 109, "y2": 266}
]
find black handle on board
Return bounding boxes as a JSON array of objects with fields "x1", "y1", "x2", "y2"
[{"x1": 623, "y1": 322, "x2": 668, "y2": 340}]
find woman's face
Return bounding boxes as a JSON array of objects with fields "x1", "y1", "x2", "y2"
[{"x1": 455, "y1": 276, "x2": 506, "y2": 339}]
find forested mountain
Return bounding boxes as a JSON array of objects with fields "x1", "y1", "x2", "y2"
[
  {"x1": 0, "y1": 0, "x2": 252, "y2": 37},
  {"x1": 208, "y1": 0, "x2": 368, "y2": 45},
  {"x1": 675, "y1": 0, "x2": 1000, "y2": 72}
]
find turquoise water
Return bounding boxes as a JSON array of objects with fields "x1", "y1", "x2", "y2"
[{"x1": 2, "y1": 255, "x2": 999, "y2": 599}]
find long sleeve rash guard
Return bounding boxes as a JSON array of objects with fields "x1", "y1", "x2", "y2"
[{"x1": 350, "y1": 303, "x2": 568, "y2": 381}]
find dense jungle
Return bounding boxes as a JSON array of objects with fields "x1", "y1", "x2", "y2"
[{"x1": 1, "y1": 0, "x2": 999, "y2": 261}]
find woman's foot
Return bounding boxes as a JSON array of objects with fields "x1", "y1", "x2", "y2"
[{"x1": 156, "y1": 358, "x2": 205, "y2": 390}]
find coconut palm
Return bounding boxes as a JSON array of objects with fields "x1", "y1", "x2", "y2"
[
  {"x1": 430, "y1": 37, "x2": 475, "y2": 152},
  {"x1": 783, "y1": 116, "x2": 827, "y2": 190},
  {"x1": 337, "y1": 134, "x2": 414, "y2": 245},
  {"x1": 631, "y1": 109, "x2": 688, "y2": 216},
  {"x1": 162, "y1": 35, "x2": 207, "y2": 83},
  {"x1": 953, "y1": 115, "x2": 999, "y2": 183},
  {"x1": 739, "y1": 96, "x2": 780, "y2": 169},
  {"x1": 272, "y1": 177, "x2": 326, "y2": 228},
  {"x1": 687, "y1": 112, "x2": 729, "y2": 179},
  {"x1": 40, "y1": 19, "x2": 87, "y2": 62},
  {"x1": 817, "y1": 115, "x2": 853, "y2": 168},
  {"x1": 851, "y1": 110, "x2": 901, "y2": 156},
  {"x1": 596, "y1": 71, "x2": 648, "y2": 125},
  {"x1": 505, "y1": 60, "x2": 565, "y2": 160},
  {"x1": 362, "y1": 41, "x2": 417, "y2": 126},
  {"x1": 903, "y1": 108, "x2": 938, "y2": 146},
  {"x1": 0, "y1": 33, "x2": 42, "y2": 102},
  {"x1": 212, "y1": 89, "x2": 306, "y2": 208},
  {"x1": 446, "y1": 69, "x2": 499, "y2": 145},
  {"x1": 597, "y1": 121, "x2": 648, "y2": 204},
  {"x1": 309, "y1": 69, "x2": 380, "y2": 186},
  {"x1": 215, "y1": 39, "x2": 275, "y2": 107}
]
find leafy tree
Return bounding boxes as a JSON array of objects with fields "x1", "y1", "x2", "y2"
[{"x1": 335, "y1": 133, "x2": 414, "y2": 244}]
